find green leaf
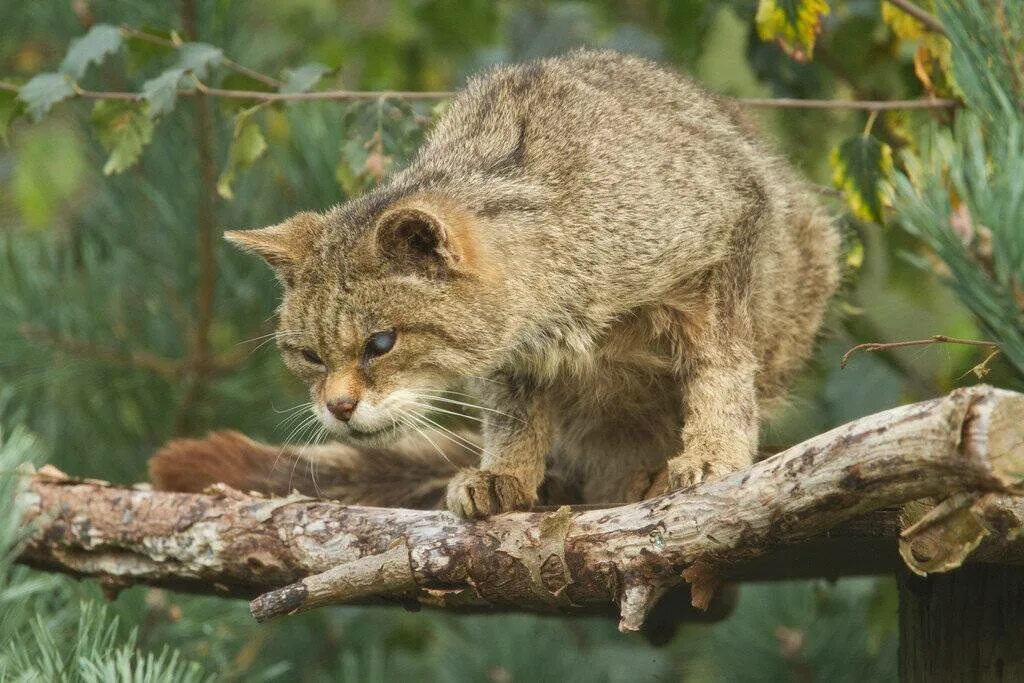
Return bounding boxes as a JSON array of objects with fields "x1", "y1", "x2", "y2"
[
  {"x1": 755, "y1": 0, "x2": 831, "y2": 60},
  {"x1": 830, "y1": 134, "x2": 894, "y2": 223},
  {"x1": 0, "y1": 89, "x2": 23, "y2": 145},
  {"x1": 141, "y1": 68, "x2": 185, "y2": 117},
  {"x1": 59, "y1": 24, "x2": 123, "y2": 79},
  {"x1": 177, "y1": 42, "x2": 223, "y2": 79},
  {"x1": 217, "y1": 113, "x2": 267, "y2": 199},
  {"x1": 143, "y1": 45, "x2": 222, "y2": 117},
  {"x1": 17, "y1": 73, "x2": 75, "y2": 121},
  {"x1": 91, "y1": 100, "x2": 154, "y2": 175},
  {"x1": 280, "y1": 62, "x2": 331, "y2": 94}
]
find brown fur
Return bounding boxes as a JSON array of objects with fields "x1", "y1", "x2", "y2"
[
  {"x1": 187, "y1": 50, "x2": 839, "y2": 516},
  {"x1": 150, "y1": 430, "x2": 475, "y2": 509}
]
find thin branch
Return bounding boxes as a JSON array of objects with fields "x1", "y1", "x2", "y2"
[
  {"x1": 841, "y1": 335, "x2": 1001, "y2": 369},
  {"x1": 191, "y1": 81, "x2": 455, "y2": 101},
  {"x1": 840, "y1": 313, "x2": 942, "y2": 397},
  {"x1": 884, "y1": 0, "x2": 947, "y2": 36},
  {"x1": 2, "y1": 77, "x2": 960, "y2": 111},
  {"x1": 739, "y1": 97, "x2": 959, "y2": 111},
  {"x1": 119, "y1": 25, "x2": 284, "y2": 89}
]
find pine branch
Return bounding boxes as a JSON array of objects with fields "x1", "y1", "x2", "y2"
[{"x1": 16, "y1": 386, "x2": 1024, "y2": 631}]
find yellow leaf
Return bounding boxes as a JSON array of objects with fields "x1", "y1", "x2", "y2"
[
  {"x1": 755, "y1": 0, "x2": 831, "y2": 60},
  {"x1": 830, "y1": 134, "x2": 894, "y2": 223},
  {"x1": 881, "y1": 0, "x2": 927, "y2": 40},
  {"x1": 846, "y1": 241, "x2": 865, "y2": 269}
]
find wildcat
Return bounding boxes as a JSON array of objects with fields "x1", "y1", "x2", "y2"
[{"x1": 151, "y1": 50, "x2": 839, "y2": 517}]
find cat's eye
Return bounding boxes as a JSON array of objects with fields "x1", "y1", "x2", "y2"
[
  {"x1": 364, "y1": 329, "x2": 397, "y2": 359},
  {"x1": 300, "y1": 348, "x2": 323, "y2": 365}
]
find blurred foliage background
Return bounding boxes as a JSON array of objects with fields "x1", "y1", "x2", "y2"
[{"x1": 1, "y1": 0, "x2": 1021, "y2": 680}]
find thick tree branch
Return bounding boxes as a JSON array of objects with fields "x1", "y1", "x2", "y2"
[{"x1": 15, "y1": 386, "x2": 1024, "y2": 631}]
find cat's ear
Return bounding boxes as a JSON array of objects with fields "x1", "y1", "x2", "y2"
[
  {"x1": 375, "y1": 206, "x2": 465, "y2": 278},
  {"x1": 224, "y1": 211, "x2": 322, "y2": 285}
]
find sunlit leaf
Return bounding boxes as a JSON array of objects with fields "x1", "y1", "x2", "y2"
[
  {"x1": 59, "y1": 24, "x2": 123, "y2": 79},
  {"x1": 280, "y1": 63, "x2": 331, "y2": 94},
  {"x1": 17, "y1": 73, "x2": 75, "y2": 121},
  {"x1": 91, "y1": 100, "x2": 154, "y2": 175},
  {"x1": 846, "y1": 241, "x2": 865, "y2": 269},
  {"x1": 755, "y1": 0, "x2": 830, "y2": 60},
  {"x1": 881, "y1": 0, "x2": 928, "y2": 40},
  {"x1": 141, "y1": 68, "x2": 185, "y2": 117},
  {"x1": 176, "y1": 43, "x2": 223, "y2": 79},
  {"x1": 830, "y1": 134, "x2": 894, "y2": 223},
  {"x1": 217, "y1": 113, "x2": 267, "y2": 199}
]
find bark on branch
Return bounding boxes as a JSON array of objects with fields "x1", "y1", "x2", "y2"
[{"x1": 15, "y1": 386, "x2": 1024, "y2": 631}]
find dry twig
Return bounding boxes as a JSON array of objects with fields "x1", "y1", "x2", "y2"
[{"x1": 841, "y1": 334, "x2": 1001, "y2": 369}]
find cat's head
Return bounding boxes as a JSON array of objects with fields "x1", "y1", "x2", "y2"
[{"x1": 226, "y1": 192, "x2": 510, "y2": 446}]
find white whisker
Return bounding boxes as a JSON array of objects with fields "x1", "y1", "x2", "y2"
[
  {"x1": 404, "y1": 410, "x2": 482, "y2": 456},
  {"x1": 404, "y1": 399, "x2": 485, "y2": 424},
  {"x1": 392, "y1": 409, "x2": 452, "y2": 465},
  {"x1": 409, "y1": 393, "x2": 523, "y2": 422}
]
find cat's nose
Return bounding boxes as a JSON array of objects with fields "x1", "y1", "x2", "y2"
[{"x1": 326, "y1": 397, "x2": 358, "y2": 421}]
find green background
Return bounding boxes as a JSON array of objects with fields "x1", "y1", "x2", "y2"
[{"x1": 2, "y1": 1, "x2": 1017, "y2": 680}]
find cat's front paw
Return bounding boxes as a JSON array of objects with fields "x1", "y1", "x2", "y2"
[
  {"x1": 666, "y1": 443, "x2": 752, "y2": 491},
  {"x1": 446, "y1": 468, "x2": 534, "y2": 518}
]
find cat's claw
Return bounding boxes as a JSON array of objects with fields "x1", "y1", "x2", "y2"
[
  {"x1": 666, "y1": 449, "x2": 746, "y2": 491},
  {"x1": 446, "y1": 468, "x2": 533, "y2": 518}
]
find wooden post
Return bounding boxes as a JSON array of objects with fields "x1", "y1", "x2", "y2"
[{"x1": 899, "y1": 564, "x2": 1024, "y2": 682}]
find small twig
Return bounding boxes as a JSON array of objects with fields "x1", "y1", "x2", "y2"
[
  {"x1": 120, "y1": 25, "x2": 284, "y2": 89},
  {"x1": 2, "y1": 77, "x2": 961, "y2": 111},
  {"x1": 841, "y1": 335, "x2": 1001, "y2": 369},
  {"x1": 739, "y1": 97, "x2": 959, "y2": 111},
  {"x1": 884, "y1": 0, "x2": 947, "y2": 36},
  {"x1": 957, "y1": 348, "x2": 1002, "y2": 381},
  {"x1": 191, "y1": 84, "x2": 456, "y2": 101}
]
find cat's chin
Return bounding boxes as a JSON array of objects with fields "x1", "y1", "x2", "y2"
[{"x1": 331, "y1": 421, "x2": 406, "y2": 448}]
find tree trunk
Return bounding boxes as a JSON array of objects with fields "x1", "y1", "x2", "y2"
[{"x1": 899, "y1": 564, "x2": 1024, "y2": 682}]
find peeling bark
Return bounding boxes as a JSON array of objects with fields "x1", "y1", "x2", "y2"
[{"x1": 14, "y1": 386, "x2": 1024, "y2": 630}]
